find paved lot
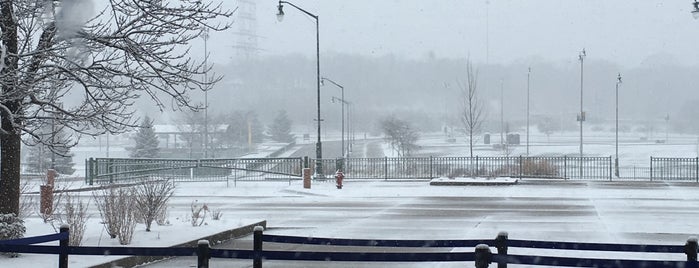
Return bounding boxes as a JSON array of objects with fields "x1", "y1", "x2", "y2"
[{"x1": 143, "y1": 180, "x2": 699, "y2": 267}]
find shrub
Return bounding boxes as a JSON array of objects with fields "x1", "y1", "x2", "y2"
[
  {"x1": 55, "y1": 193, "x2": 90, "y2": 246},
  {"x1": 190, "y1": 200, "x2": 209, "y2": 227},
  {"x1": 521, "y1": 160, "x2": 559, "y2": 177},
  {"x1": 0, "y1": 214, "x2": 25, "y2": 257},
  {"x1": 134, "y1": 179, "x2": 175, "y2": 231}
]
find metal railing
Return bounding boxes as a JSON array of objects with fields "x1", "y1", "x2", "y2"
[
  {"x1": 651, "y1": 157, "x2": 699, "y2": 182},
  {"x1": 85, "y1": 156, "x2": 699, "y2": 183},
  {"x1": 329, "y1": 156, "x2": 612, "y2": 180},
  {"x1": 85, "y1": 157, "x2": 304, "y2": 185}
]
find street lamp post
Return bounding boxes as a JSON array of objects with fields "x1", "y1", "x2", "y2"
[
  {"x1": 615, "y1": 73, "x2": 622, "y2": 177},
  {"x1": 526, "y1": 67, "x2": 531, "y2": 156},
  {"x1": 201, "y1": 28, "x2": 209, "y2": 158},
  {"x1": 577, "y1": 49, "x2": 586, "y2": 178},
  {"x1": 322, "y1": 77, "x2": 345, "y2": 158},
  {"x1": 277, "y1": 1, "x2": 324, "y2": 178}
]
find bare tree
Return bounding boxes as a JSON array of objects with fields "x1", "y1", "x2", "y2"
[
  {"x1": 459, "y1": 60, "x2": 486, "y2": 158},
  {"x1": 134, "y1": 179, "x2": 175, "y2": 232},
  {"x1": 0, "y1": 1, "x2": 233, "y2": 216},
  {"x1": 380, "y1": 116, "x2": 419, "y2": 157}
]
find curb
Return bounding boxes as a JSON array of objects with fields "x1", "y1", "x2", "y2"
[{"x1": 88, "y1": 220, "x2": 267, "y2": 268}]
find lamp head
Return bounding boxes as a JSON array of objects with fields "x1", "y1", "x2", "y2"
[
  {"x1": 693, "y1": 0, "x2": 699, "y2": 19},
  {"x1": 617, "y1": 73, "x2": 622, "y2": 84},
  {"x1": 276, "y1": 3, "x2": 285, "y2": 22}
]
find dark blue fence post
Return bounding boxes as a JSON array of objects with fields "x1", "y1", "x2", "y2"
[
  {"x1": 253, "y1": 226, "x2": 263, "y2": 268},
  {"x1": 495, "y1": 232, "x2": 508, "y2": 268},
  {"x1": 59, "y1": 224, "x2": 69, "y2": 268},
  {"x1": 686, "y1": 237, "x2": 698, "y2": 262},
  {"x1": 197, "y1": 240, "x2": 210, "y2": 268},
  {"x1": 475, "y1": 244, "x2": 492, "y2": 268}
]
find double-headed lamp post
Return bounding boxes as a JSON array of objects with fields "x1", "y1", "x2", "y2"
[
  {"x1": 615, "y1": 73, "x2": 622, "y2": 177},
  {"x1": 277, "y1": 1, "x2": 324, "y2": 178},
  {"x1": 321, "y1": 77, "x2": 346, "y2": 158}
]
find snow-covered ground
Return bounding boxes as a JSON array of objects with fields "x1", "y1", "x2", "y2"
[
  {"x1": 7, "y1": 131, "x2": 699, "y2": 267},
  {"x1": 6, "y1": 178, "x2": 699, "y2": 267}
]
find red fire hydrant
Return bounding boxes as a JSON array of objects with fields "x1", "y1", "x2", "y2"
[{"x1": 335, "y1": 169, "x2": 344, "y2": 189}]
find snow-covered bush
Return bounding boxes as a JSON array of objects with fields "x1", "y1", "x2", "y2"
[
  {"x1": 118, "y1": 204, "x2": 137, "y2": 245},
  {"x1": 190, "y1": 200, "x2": 209, "y2": 227},
  {"x1": 134, "y1": 179, "x2": 175, "y2": 231},
  {"x1": 211, "y1": 209, "x2": 222, "y2": 221},
  {"x1": 55, "y1": 194, "x2": 89, "y2": 246},
  {"x1": 0, "y1": 213, "x2": 26, "y2": 257},
  {"x1": 93, "y1": 186, "x2": 138, "y2": 244}
]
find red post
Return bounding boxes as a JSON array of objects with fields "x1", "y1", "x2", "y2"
[
  {"x1": 303, "y1": 168, "x2": 311, "y2": 189},
  {"x1": 40, "y1": 169, "x2": 57, "y2": 218}
]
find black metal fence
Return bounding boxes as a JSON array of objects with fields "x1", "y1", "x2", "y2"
[
  {"x1": 651, "y1": 157, "x2": 699, "y2": 182},
  {"x1": 333, "y1": 156, "x2": 613, "y2": 180},
  {"x1": 85, "y1": 156, "x2": 699, "y2": 183},
  {"x1": 85, "y1": 157, "x2": 304, "y2": 185}
]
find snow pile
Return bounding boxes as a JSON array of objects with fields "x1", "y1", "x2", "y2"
[{"x1": 430, "y1": 176, "x2": 518, "y2": 185}]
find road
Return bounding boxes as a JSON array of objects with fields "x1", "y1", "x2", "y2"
[
  {"x1": 291, "y1": 138, "x2": 386, "y2": 159},
  {"x1": 142, "y1": 180, "x2": 699, "y2": 267}
]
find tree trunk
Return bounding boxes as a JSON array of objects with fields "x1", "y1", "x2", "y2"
[{"x1": 0, "y1": 133, "x2": 21, "y2": 215}]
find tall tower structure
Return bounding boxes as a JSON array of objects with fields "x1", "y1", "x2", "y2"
[{"x1": 233, "y1": 0, "x2": 260, "y2": 60}]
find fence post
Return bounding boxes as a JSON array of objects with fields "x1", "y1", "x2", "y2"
[
  {"x1": 89, "y1": 158, "x2": 95, "y2": 185},
  {"x1": 59, "y1": 224, "x2": 69, "y2": 268},
  {"x1": 384, "y1": 157, "x2": 388, "y2": 181},
  {"x1": 685, "y1": 236, "x2": 698, "y2": 262},
  {"x1": 650, "y1": 157, "x2": 653, "y2": 182},
  {"x1": 253, "y1": 225, "x2": 264, "y2": 268},
  {"x1": 476, "y1": 156, "x2": 479, "y2": 176},
  {"x1": 475, "y1": 244, "x2": 492, "y2": 268},
  {"x1": 563, "y1": 156, "x2": 567, "y2": 180},
  {"x1": 518, "y1": 156, "x2": 523, "y2": 180},
  {"x1": 695, "y1": 157, "x2": 698, "y2": 183},
  {"x1": 495, "y1": 232, "x2": 508, "y2": 268},
  {"x1": 197, "y1": 240, "x2": 210, "y2": 268},
  {"x1": 609, "y1": 156, "x2": 613, "y2": 181},
  {"x1": 430, "y1": 156, "x2": 433, "y2": 178}
]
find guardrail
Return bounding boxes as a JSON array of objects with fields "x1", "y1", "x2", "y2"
[{"x1": 2, "y1": 226, "x2": 697, "y2": 268}]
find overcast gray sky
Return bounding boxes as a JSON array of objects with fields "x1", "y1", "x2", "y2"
[{"x1": 200, "y1": 0, "x2": 699, "y2": 67}]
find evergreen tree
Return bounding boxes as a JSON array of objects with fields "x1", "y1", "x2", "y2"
[
  {"x1": 24, "y1": 128, "x2": 76, "y2": 176},
  {"x1": 130, "y1": 116, "x2": 160, "y2": 158},
  {"x1": 269, "y1": 110, "x2": 294, "y2": 143},
  {"x1": 224, "y1": 111, "x2": 264, "y2": 147}
]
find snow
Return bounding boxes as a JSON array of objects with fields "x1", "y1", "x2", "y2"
[
  {"x1": 430, "y1": 176, "x2": 519, "y2": 185},
  {"x1": 7, "y1": 132, "x2": 699, "y2": 267}
]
